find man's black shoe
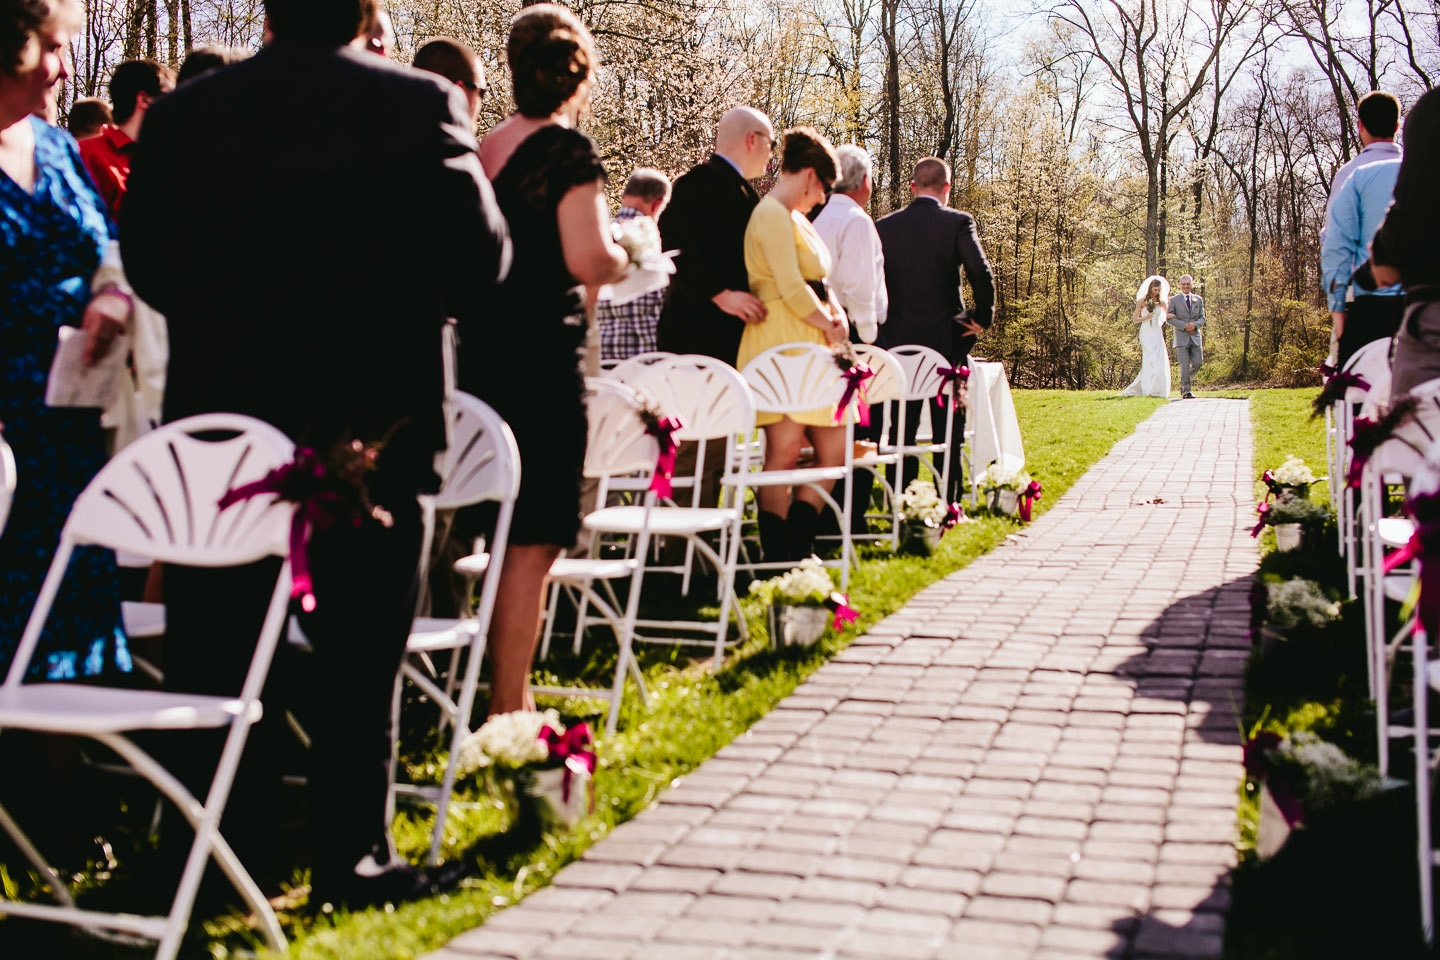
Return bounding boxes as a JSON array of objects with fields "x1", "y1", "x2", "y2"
[
  {"x1": 308, "y1": 860, "x2": 470, "y2": 912},
  {"x1": 1182, "y1": 392, "x2": 1194, "y2": 399}
]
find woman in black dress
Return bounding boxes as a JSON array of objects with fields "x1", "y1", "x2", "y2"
[{"x1": 467, "y1": 3, "x2": 627, "y2": 715}]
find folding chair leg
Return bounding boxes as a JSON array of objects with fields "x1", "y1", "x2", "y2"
[
  {"x1": 1416, "y1": 628, "x2": 1435, "y2": 943},
  {"x1": 0, "y1": 799, "x2": 76, "y2": 909}
]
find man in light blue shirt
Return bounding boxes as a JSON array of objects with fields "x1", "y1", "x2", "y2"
[{"x1": 1321, "y1": 91, "x2": 1404, "y2": 364}]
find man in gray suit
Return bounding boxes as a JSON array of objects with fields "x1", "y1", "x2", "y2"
[{"x1": 1167, "y1": 275, "x2": 1205, "y2": 398}]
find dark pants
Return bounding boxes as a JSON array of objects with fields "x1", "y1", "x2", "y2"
[
  {"x1": 892, "y1": 397, "x2": 968, "y2": 504},
  {"x1": 163, "y1": 489, "x2": 426, "y2": 890},
  {"x1": 1339, "y1": 294, "x2": 1407, "y2": 369}
]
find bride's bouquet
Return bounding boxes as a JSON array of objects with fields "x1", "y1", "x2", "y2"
[{"x1": 598, "y1": 215, "x2": 676, "y2": 305}]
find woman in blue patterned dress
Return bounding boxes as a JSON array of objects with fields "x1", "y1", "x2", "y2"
[{"x1": 0, "y1": 0, "x2": 132, "y2": 681}]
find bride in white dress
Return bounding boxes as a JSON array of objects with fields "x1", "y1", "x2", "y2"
[{"x1": 1121, "y1": 274, "x2": 1172, "y2": 398}]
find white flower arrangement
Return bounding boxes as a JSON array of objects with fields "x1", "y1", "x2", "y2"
[
  {"x1": 1271, "y1": 456, "x2": 1317, "y2": 487},
  {"x1": 601, "y1": 215, "x2": 675, "y2": 305},
  {"x1": 748, "y1": 558, "x2": 835, "y2": 607},
  {"x1": 612, "y1": 215, "x2": 663, "y2": 266},
  {"x1": 455, "y1": 708, "x2": 561, "y2": 774},
  {"x1": 977, "y1": 463, "x2": 1032, "y2": 493},
  {"x1": 897, "y1": 479, "x2": 947, "y2": 526}
]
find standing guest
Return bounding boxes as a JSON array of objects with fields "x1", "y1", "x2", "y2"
[
  {"x1": 656, "y1": 105, "x2": 772, "y2": 362},
  {"x1": 78, "y1": 58, "x2": 173, "y2": 218},
  {"x1": 1370, "y1": 86, "x2": 1440, "y2": 395},
  {"x1": 175, "y1": 44, "x2": 247, "y2": 85},
  {"x1": 123, "y1": 0, "x2": 509, "y2": 907},
  {"x1": 1166, "y1": 274, "x2": 1204, "y2": 399},
  {"x1": 413, "y1": 36, "x2": 485, "y2": 126},
  {"x1": 66, "y1": 96, "x2": 111, "y2": 138},
  {"x1": 598, "y1": 167, "x2": 671, "y2": 362},
  {"x1": 876, "y1": 156, "x2": 994, "y2": 502},
  {"x1": 1324, "y1": 91, "x2": 1402, "y2": 228},
  {"x1": 736, "y1": 127, "x2": 848, "y2": 561},
  {"x1": 813, "y1": 144, "x2": 887, "y2": 535},
  {"x1": 1321, "y1": 144, "x2": 1403, "y2": 366},
  {"x1": 0, "y1": 0, "x2": 131, "y2": 681},
  {"x1": 465, "y1": 3, "x2": 626, "y2": 714}
]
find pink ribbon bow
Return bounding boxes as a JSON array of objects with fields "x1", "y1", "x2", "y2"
[
  {"x1": 1250, "y1": 501, "x2": 1271, "y2": 538},
  {"x1": 1387, "y1": 492, "x2": 1440, "y2": 637},
  {"x1": 825, "y1": 591, "x2": 859, "y2": 629},
  {"x1": 645, "y1": 415, "x2": 683, "y2": 500},
  {"x1": 942, "y1": 501, "x2": 965, "y2": 530},
  {"x1": 539, "y1": 722, "x2": 597, "y2": 805},
  {"x1": 217, "y1": 447, "x2": 361, "y2": 613},
  {"x1": 1347, "y1": 417, "x2": 1382, "y2": 488},
  {"x1": 934, "y1": 364, "x2": 970, "y2": 411},
  {"x1": 834, "y1": 363, "x2": 874, "y2": 426},
  {"x1": 1018, "y1": 480, "x2": 1043, "y2": 522}
]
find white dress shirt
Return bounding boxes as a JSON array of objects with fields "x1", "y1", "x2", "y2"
[{"x1": 812, "y1": 193, "x2": 888, "y2": 344}]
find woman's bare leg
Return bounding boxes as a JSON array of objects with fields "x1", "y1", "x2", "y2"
[{"x1": 487, "y1": 543, "x2": 562, "y2": 715}]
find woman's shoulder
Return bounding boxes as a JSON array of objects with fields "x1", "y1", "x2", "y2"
[
  {"x1": 31, "y1": 116, "x2": 81, "y2": 166},
  {"x1": 748, "y1": 194, "x2": 789, "y2": 225}
]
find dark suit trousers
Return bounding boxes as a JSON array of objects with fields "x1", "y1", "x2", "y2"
[
  {"x1": 162, "y1": 492, "x2": 425, "y2": 888},
  {"x1": 892, "y1": 398, "x2": 968, "y2": 504},
  {"x1": 1338, "y1": 294, "x2": 1407, "y2": 368}
]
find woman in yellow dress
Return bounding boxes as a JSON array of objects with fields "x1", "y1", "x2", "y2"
[{"x1": 736, "y1": 127, "x2": 848, "y2": 562}]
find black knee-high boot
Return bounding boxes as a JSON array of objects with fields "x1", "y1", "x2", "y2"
[
  {"x1": 758, "y1": 511, "x2": 789, "y2": 564},
  {"x1": 785, "y1": 501, "x2": 821, "y2": 560}
]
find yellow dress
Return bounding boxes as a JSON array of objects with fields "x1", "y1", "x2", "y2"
[{"x1": 737, "y1": 195, "x2": 834, "y2": 427}]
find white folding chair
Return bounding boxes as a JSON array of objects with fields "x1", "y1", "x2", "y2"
[
  {"x1": 535, "y1": 378, "x2": 660, "y2": 735},
  {"x1": 392, "y1": 393, "x2": 521, "y2": 865},
  {"x1": 866, "y1": 344, "x2": 958, "y2": 547},
  {"x1": 606, "y1": 351, "x2": 678, "y2": 384},
  {"x1": 725, "y1": 342, "x2": 864, "y2": 588},
  {"x1": 0, "y1": 414, "x2": 294, "y2": 960},
  {"x1": 0, "y1": 432, "x2": 14, "y2": 536},
  {"x1": 577, "y1": 356, "x2": 756, "y2": 667},
  {"x1": 1404, "y1": 443, "x2": 1440, "y2": 944},
  {"x1": 1335, "y1": 339, "x2": 1393, "y2": 597}
]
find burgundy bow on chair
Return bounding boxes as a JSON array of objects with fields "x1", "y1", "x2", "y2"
[
  {"x1": 641, "y1": 412, "x2": 683, "y2": 499},
  {"x1": 833, "y1": 363, "x2": 875, "y2": 426},
  {"x1": 934, "y1": 364, "x2": 970, "y2": 411},
  {"x1": 942, "y1": 501, "x2": 965, "y2": 530},
  {"x1": 538, "y1": 722, "x2": 597, "y2": 805},
  {"x1": 1018, "y1": 481, "x2": 1043, "y2": 522},
  {"x1": 824, "y1": 590, "x2": 859, "y2": 629}
]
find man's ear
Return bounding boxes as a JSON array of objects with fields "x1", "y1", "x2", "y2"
[{"x1": 135, "y1": 92, "x2": 153, "y2": 114}]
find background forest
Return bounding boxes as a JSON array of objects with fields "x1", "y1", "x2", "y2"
[{"x1": 63, "y1": 0, "x2": 1440, "y2": 388}]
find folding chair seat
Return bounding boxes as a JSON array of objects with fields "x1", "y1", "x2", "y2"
[
  {"x1": 0, "y1": 414, "x2": 294, "y2": 959},
  {"x1": 723, "y1": 343, "x2": 869, "y2": 588},
  {"x1": 379, "y1": 392, "x2": 521, "y2": 865},
  {"x1": 530, "y1": 379, "x2": 662, "y2": 735},
  {"x1": 571, "y1": 356, "x2": 757, "y2": 668}
]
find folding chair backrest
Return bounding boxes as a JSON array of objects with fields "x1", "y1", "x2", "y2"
[
  {"x1": 889, "y1": 344, "x2": 956, "y2": 404},
  {"x1": 0, "y1": 433, "x2": 14, "y2": 537},
  {"x1": 584, "y1": 377, "x2": 661, "y2": 479},
  {"x1": 64, "y1": 413, "x2": 295, "y2": 564},
  {"x1": 740, "y1": 343, "x2": 850, "y2": 417},
  {"x1": 607, "y1": 351, "x2": 678, "y2": 384},
  {"x1": 434, "y1": 392, "x2": 522, "y2": 510},
  {"x1": 627, "y1": 356, "x2": 757, "y2": 441},
  {"x1": 1345, "y1": 337, "x2": 1393, "y2": 405},
  {"x1": 1369, "y1": 379, "x2": 1440, "y2": 478},
  {"x1": 851, "y1": 344, "x2": 905, "y2": 405}
]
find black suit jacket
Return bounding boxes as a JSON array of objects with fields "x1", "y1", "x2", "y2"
[
  {"x1": 875, "y1": 196, "x2": 995, "y2": 362},
  {"x1": 123, "y1": 41, "x2": 509, "y2": 491},
  {"x1": 655, "y1": 154, "x2": 758, "y2": 362}
]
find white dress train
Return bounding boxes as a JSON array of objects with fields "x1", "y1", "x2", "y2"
[{"x1": 1121, "y1": 304, "x2": 1171, "y2": 398}]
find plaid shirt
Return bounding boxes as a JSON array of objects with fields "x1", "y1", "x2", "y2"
[{"x1": 598, "y1": 206, "x2": 665, "y2": 362}]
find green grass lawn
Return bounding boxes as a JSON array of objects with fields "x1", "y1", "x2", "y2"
[{"x1": 0, "y1": 390, "x2": 1166, "y2": 960}]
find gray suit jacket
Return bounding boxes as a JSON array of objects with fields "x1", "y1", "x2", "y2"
[{"x1": 1166, "y1": 292, "x2": 1205, "y2": 346}]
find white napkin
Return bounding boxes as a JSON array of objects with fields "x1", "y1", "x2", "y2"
[{"x1": 45, "y1": 325, "x2": 129, "y2": 409}]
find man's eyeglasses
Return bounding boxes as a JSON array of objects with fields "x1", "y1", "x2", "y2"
[{"x1": 754, "y1": 130, "x2": 777, "y2": 150}]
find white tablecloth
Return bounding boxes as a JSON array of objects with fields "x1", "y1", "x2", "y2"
[{"x1": 967, "y1": 359, "x2": 1025, "y2": 476}]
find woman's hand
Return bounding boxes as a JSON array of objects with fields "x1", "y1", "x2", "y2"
[
  {"x1": 82, "y1": 289, "x2": 131, "y2": 366},
  {"x1": 822, "y1": 315, "x2": 847, "y2": 345}
]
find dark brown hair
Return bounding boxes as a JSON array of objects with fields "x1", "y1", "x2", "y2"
[
  {"x1": 507, "y1": 3, "x2": 594, "y2": 119},
  {"x1": 414, "y1": 36, "x2": 481, "y2": 89},
  {"x1": 263, "y1": 0, "x2": 373, "y2": 45},
  {"x1": 66, "y1": 96, "x2": 111, "y2": 136},
  {"x1": 779, "y1": 126, "x2": 837, "y2": 183},
  {"x1": 1, "y1": 0, "x2": 78, "y2": 77},
  {"x1": 1358, "y1": 90, "x2": 1401, "y2": 139}
]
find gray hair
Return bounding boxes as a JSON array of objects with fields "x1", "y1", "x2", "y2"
[
  {"x1": 623, "y1": 167, "x2": 671, "y2": 203},
  {"x1": 1177, "y1": 274, "x2": 1194, "y2": 284},
  {"x1": 833, "y1": 145, "x2": 872, "y2": 194}
]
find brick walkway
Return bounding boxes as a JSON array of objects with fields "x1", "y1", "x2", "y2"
[{"x1": 426, "y1": 398, "x2": 1257, "y2": 960}]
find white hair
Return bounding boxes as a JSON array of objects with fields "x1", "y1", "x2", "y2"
[
  {"x1": 1177, "y1": 274, "x2": 1194, "y2": 284},
  {"x1": 833, "y1": 145, "x2": 872, "y2": 194}
]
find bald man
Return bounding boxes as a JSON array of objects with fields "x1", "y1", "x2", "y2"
[{"x1": 656, "y1": 106, "x2": 773, "y2": 362}]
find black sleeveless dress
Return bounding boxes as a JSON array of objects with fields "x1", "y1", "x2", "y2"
[{"x1": 463, "y1": 125, "x2": 606, "y2": 547}]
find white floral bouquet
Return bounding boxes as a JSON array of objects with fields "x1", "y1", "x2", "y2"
[
  {"x1": 600, "y1": 215, "x2": 676, "y2": 305},
  {"x1": 455, "y1": 709, "x2": 596, "y2": 827},
  {"x1": 1271, "y1": 456, "x2": 1317, "y2": 487},
  {"x1": 897, "y1": 479, "x2": 947, "y2": 526},
  {"x1": 748, "y1": 558, "x2": 835, "y2": 607},
  {"x1": 977, "y1": 463, "x2": 1032, "y2": 493},
  {"x1": 455, "y1": 708, "x2": 560, "y2": 773}
]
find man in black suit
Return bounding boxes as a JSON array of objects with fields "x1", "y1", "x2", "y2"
[
  {"x1": 122, "y1": 0, "x2": 509, "y2": 908},
  {"x1": 876, "y1": 157, "x2": 996, "y2": 503},
  {"x1": 656, "y1": 105, "x2": 773, "y2": 362}
]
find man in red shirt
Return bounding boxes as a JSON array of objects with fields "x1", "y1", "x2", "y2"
[{"x1": 79, "y1": 59, "x2": 174, "y2": 218}]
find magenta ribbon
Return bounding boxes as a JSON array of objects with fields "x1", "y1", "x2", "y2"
[
  {"x1": 1391, "y1": 492, "x2": 1440, "y2": 636},
  {"x1": 539, "y1": 722, "x2": 597, "y2": 805},
  {"x1": 825, "y1": 591, "x2": 859, "y2": 629},
  {"x1": 645, "y1": 416, "x2": 682, "y2": 500},
  {"x1": 1018, "y1": 481, "x2": 1042, "y2": 522},
  {"x1": 1327, "y1": 371, "x2": 1370, "y2": 392},
  {"x1": 934, "y1": 364, "x2": 970, "y2": 411},
  {"x1": 1250, "y1": 501, "x2": 1271, "y2": 538},
  {"x1": 1243, "y1": 732, "x2": 1306, "y2": 827},
  {"x1": 217, "y1": 447, "x2": 354, "y2": 613},
  {"x1": 834, "y1": 363, "x2": 874, "y2": 425},
  {"x1": 1347, "y1": 417, "x2": 1382, "y2": 488},
  {"x1": 942, "y1": 501, "x2": 964, "y2": 530}
]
